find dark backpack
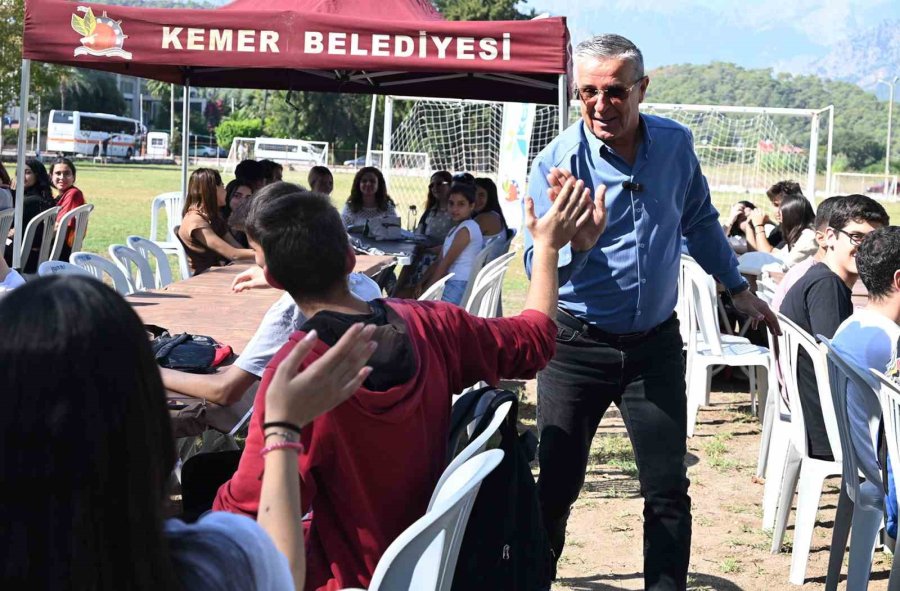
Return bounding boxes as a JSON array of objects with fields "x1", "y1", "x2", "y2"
[
  {"x1": 448, "y1": 387, "x2": 553, "y2": 591},
  {"x1": 147, "y1": 325, "x2": 233, "y2": 373}
]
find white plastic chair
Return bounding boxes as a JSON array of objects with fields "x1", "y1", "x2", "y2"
[
  {"x1": 682, "y1": 258, "x2": 772, "y2": 437},
  {"x1": 464, "y1": 251, "x2": 516, "y2": 318},
  {"x1": 0, "y1": 208, "x2": 14, "y2": 244},
  {"x1": 15, "y1": 206, "x2": 59, "y2": 272},
  {"x1": 69, "y1": 252, "x2": 135, "y2": 295},
  {"x1": 127, "y1": 235, "x2": 175, "y2": 288},
  {"x1": 873, "y1": 369, "x2": 900, "y2": 590},
  {"x1": 419, "y1": 273, "x2": 454, "y2": 302},
  {"x1": 342, "y1": 450, "x2": 503, "y2": 591},
  {"x1": 108, "y1": 244, "x2": 155, "y2": 292},
  {"x1": 150, "y1": 192, "x2": 190, "y2": 280},
  {"x1": 49, "y1": 203, "x2": 94, "y2": 261},
  {"x1": 37, "y1": 260, "x2": 92, "y2": 277},
  {"x1": 761, "y1": 316, "x2": 794, "y2": 530},
  {"x1": 766, "y1": 316, "x2": 843, "y2": 586},
  {"x1": 817, "y1": 337, "x2": 883, "y2": 591}
]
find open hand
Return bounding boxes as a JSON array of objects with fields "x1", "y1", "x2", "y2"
[
  {"x1": 732, "y1": 291, "x2": 781, "y2": 336},
  {"x1": 750, "y1": 209, "x2": 768, "y2": 228},
  {"x1": 264, "y1": 324, "x2": 378, "y2": 428},
  {"x1": 544, "y1": 167, "x2": 607, "y2": 252},
  {"x1": 527, "y1": 177, "x2": 594, "y2": 251},
  {"x1": 231, "y1": 265, "x2": 271, "y2": 293}
]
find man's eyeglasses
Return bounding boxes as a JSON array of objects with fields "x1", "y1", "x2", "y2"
[
  {"x1": 576, "y1": 77, "x2": 645, "y2": 104},
  {"x1": 836, "y1": 229, "x2": 868, "y2": 246}
]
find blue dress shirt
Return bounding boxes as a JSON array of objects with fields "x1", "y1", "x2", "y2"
[{"x1": 524, "y1": 116, "x2": 744, "y2": 334}]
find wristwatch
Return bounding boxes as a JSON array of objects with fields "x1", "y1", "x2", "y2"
[{"x1": 727, "y1": 281, "x2": 751, "y2": 298}]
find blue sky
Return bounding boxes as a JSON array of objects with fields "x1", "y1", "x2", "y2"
[{"x1": 526, "y1": 0, "x2": 900, "y2": 72}]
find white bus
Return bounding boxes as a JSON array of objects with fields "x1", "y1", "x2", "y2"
[
  {"x1": 47, "y1": 110, "x2": 142, "y2": 159},
  {"x1": 253, "y1": 137, "x2": 328, "y2": 166}
]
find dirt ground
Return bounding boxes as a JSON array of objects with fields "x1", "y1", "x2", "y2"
[{"x1": 511, "y1": 375, "x2": 894, "y2": 591}]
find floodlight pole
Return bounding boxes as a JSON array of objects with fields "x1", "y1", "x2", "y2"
[
  {"x1": 877, "y1": 77, "x2": 898, "y2": 178},
  {"x1": 12, "y1": 59, "x2": 31, "y2": 269}
]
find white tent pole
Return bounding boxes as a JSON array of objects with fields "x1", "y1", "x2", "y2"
[
  {"x1": 180, "y1": 78, "x2": 190, "y2": 200},
  {"x1": 558, "y1": 73, "x2": 567, "y2": 134},
  {"x1": 12, "y1": 59, "x2": 31, "y2": 270},
  {"x1": 365, "y1": 95, "x2": 377, "y2": 167},
  {"x1": 381, "y1": 96, "x2": 393, "y2": 185},
  {"x1": 806, "y1": 112, "x2": 820, "y2": 203}
]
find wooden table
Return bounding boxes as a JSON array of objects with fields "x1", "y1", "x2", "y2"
[{"x1": 129, "y1": 256, "x2": 394, "y2": 437}]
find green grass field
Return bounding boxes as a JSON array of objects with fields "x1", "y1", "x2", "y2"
[{"x1": 6, "y1": 160, "x2": 898, "y2": 313}]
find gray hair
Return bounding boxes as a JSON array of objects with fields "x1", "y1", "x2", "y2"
[{"x1": 574, "y1": 34, "x2": 645, "y2": 80}]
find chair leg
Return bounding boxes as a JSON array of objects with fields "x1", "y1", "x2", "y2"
[
  {"x1": 762, "y1": 421, "x2": 792, "y2": 530},
  {"x1": 686, "y1": 362, "x2": 707, "y2": 438},
  {"x1": 825, "y1": 487, "x2": 853, "y2": 591},
  {"x1": 789, "y1": 463, "x2": 829, "y2": 585},
  {"x1": 756, "y1": 386, "x2": 775, "y2": 479},
  {"x1": 771, "y1": 445, "x2": 801, "y2": 548},
  {"x1": 845, "y1": 481, "x2": 883, "y2": 591}
]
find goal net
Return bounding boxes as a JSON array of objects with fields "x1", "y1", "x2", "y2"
[{"x1": 378, "y1": 98, "x2": 831, "y2": 224}]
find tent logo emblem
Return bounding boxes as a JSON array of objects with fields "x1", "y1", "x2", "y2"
[{"x1": 71, "y1": 6, "x2": 132, "y2": 60}]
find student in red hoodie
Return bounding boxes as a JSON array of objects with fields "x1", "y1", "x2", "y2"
[{"x1": 213, "y1": 176, "x2": 606, "y2": 591}]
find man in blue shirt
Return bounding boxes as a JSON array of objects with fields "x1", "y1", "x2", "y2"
[{"x1": 525, "y1": 34, "x2": 777, "y2": 590}]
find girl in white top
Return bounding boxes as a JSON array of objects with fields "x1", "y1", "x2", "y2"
[{"x1": 426, "y1": 182, "x2": 482, "y2": 305}]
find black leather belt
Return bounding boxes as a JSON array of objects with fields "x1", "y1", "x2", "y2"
[{"x1": 556, "y1": 307, "x2": 676, "y2": 347}]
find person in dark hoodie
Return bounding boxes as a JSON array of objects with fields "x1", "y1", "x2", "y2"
[{"x1": 213, "y1": 176, "x2": 606, "y2": 591}]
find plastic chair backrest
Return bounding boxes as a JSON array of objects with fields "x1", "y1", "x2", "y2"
[
  {"x1": 419, "y1": 273, "x2": 455, "y2": 302},
  {"x1": 171, "y1": 225, "x2": 193, "y2": 280},
  {"x1": 149, "y1": 191, "x2": 184, "y2": 244},
  {"x1": 0, "y1": 208, "x2": 14, "y2": 244},
  {"x1": 459, "y1": 244, "x2": 494, "y2": 310},
  {"x1": 464, "y1": 263, "x2": 507, "y2": 317},
  {"x1": 427, "y1": 401, "x2": 511, "y2": 511},
  {"x1": 874, "y1": 369, "x2": 900, "y2": 516},
  {"x1": 127, "y1": 235, "x2": 175, "y2": 288},
  {"x1": 109, "y1": 244, "x2": 155, "y2": 292},
  {"x1": 820, "y1": 336, "x2": 883, "y2": 506},
  {"x1": 37, "y1": 260, "x2": 92, "y2": 277},
  {"x1": 49, "y1": 203, "x2": 94, "y2": 261},
  {"x1": 17, "y1": 206, "x2": 59, "y2": 270},
  {"x1": 675, "y1": 255, "x2": 694, "y2": 344},
  {"x1": 69, "y1": 252, "x2": 134, "y2": 295},
  {"x1": 366, "y1": 450, "x2": 503, "y2": 591},
  {"x1": 682, "y1": 257, "x2": 722, "y2": 355}
]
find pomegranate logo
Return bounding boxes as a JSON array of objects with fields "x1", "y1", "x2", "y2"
[{"x1": 71, "y1": 6, "x2": 132, "y2": 60}]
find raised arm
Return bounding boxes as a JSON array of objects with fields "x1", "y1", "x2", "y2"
[{"x1": 259, "y1": 324, "x2": 377, "y2": 591}]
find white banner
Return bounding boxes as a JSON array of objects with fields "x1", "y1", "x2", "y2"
[{"x1": 497, "y1": 102, "x2": 535, "y2": 232}]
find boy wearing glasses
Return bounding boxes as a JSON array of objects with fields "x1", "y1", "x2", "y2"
[{"x1": 780, "y1": 195, "x2": 889, "y2": 461}]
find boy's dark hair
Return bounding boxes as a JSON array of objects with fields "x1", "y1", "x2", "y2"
[
  {"x1": 766, "y1": 180, "x2": 801, "y2": 202},
  {"x1": 259, "y1": 159, "x2": 283, "y2": 183},
  {"x1": 234, "y1": 159, "x2": 265, "y2": 186},
  {"x1": 814, "y1": 196, "x2": 844, "y2": 231},
  {"x1": 245, "y1": 183, "x2": 349, "y2": 300},
  {"x1": 828, "y1": 194, "x2": 890, "y2": 232},
  {"x1": 449, "y1": 182, "x2": 476, "y2": 204},
  {"x1": 309, "y1": 165, "x2": 332, "y2": 179},
  {"x1": 452, "y1": 172, "x2": 476, "y2": 186},
  {"x1": 857, "y1": 226, "x2": 900, "y2": 300}
]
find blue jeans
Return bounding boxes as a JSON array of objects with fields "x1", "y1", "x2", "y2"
[
  {"x1": 537, "y1": 310, "x2": 691, "y2": 591},
  {"x1": 440, "y1": 279, "x2": 467, "y2": 306}
]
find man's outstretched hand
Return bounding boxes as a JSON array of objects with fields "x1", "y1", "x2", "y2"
[{"x1": 545, "y1": 167, "x2": 607, "y2": 252}]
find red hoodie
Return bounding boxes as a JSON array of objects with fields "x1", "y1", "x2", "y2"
[{"x1": 213, "y1": 299, "x2": 555, "y2": 591}]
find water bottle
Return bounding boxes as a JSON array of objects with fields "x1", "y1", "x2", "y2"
[{"x1": 407, "y1": 205, "x2": 418, "y2": 231}]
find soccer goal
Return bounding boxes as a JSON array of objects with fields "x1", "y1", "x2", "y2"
[
  {"x1": 830, "y1": 172, "x2": 899, "y2": 202},
  {"x1": 375, "y1": 97, "x2": 833, "y2": 224},
  {"x1": 222, "y1": 136, "x2": 330, "y2": 174}
]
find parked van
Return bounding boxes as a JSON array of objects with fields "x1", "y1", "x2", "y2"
[{"x1": 253, "y1": 137, "x2": 326, "y2": 165}]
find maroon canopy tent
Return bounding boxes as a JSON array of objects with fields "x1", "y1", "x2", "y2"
[{"x1": 13, "y1": 0, "x2": 570, "y2": 266}]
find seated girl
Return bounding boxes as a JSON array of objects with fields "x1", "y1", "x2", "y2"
[
  {"x1": 178, "y1": 168, "x2": 254, "y2": 275},
  {"x1": 340, "y1": 167, "x2": 396, "y2": 229},
  {"x1": 416, "y1": 171, "x2": 453, "y2": 240},
  {"x1": 308, "y1": 166, "x2": 334, "y2": 196},
  {"x1": 4, "y1": 159, "x2": 54, "y2": 268},
  {"x1": 224, "y1": 179, "x2": 254, "y2": 248},
  {"x1": 0, "y1": 274, "x2": 376, "y2": 590},
  {"x1": 424, "y1": 182, "x2": 483, "y2": 306},
  {"x1": 474, "y1": 177, "x2": 509, "y2": 249},
  {"x1": 744, "y1": 191, "x2": 817, "y2": 269},
  {"x1": 50, "y1": 158, "x2": 87, "y2": 264}
]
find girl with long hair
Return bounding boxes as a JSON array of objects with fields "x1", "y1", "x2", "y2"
[
  {"x1": 4, "y1": 159, "x2": 55, "y2": 269},
  {"x1": 424, "y1": 182, "x2": 483, "y2": 305},
  {"x1": 341, "y1": 167, "x2": 396, "y2": 228},
  {"x1": 0, "y1": 275, "x2": 375, "y2": 590},
  {"x1": 415, "y1": 170, "x2": 453, "y2": 240},
  {"x1": 178, "y1": 168, "x2": 254, "y2": 274},
  {"x1": 473, "y1": 177, "x2": 508, "y2": 245},
  {"x1": 49, "y1": 157, "x2": 87, "y2": 263},
  {"x1": 745, "y1": 191, "x2": 817, "y2": 268}
]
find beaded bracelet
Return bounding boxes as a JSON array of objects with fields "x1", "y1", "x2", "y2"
[
  {"x1": 260, "y1": 441, "x2": 304, "y2": 457},
  {"x1": 264, "y1": 430, "x2": 299, "y2": 442}
]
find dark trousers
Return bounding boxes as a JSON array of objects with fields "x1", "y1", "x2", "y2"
[{"x1": 536, "y1": 310, "x2": 691, "y2": 591}]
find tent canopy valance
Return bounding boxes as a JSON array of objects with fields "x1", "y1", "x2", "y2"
[{"x1": 22, "y1": 0, "x2": 570, "y2": 103}]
